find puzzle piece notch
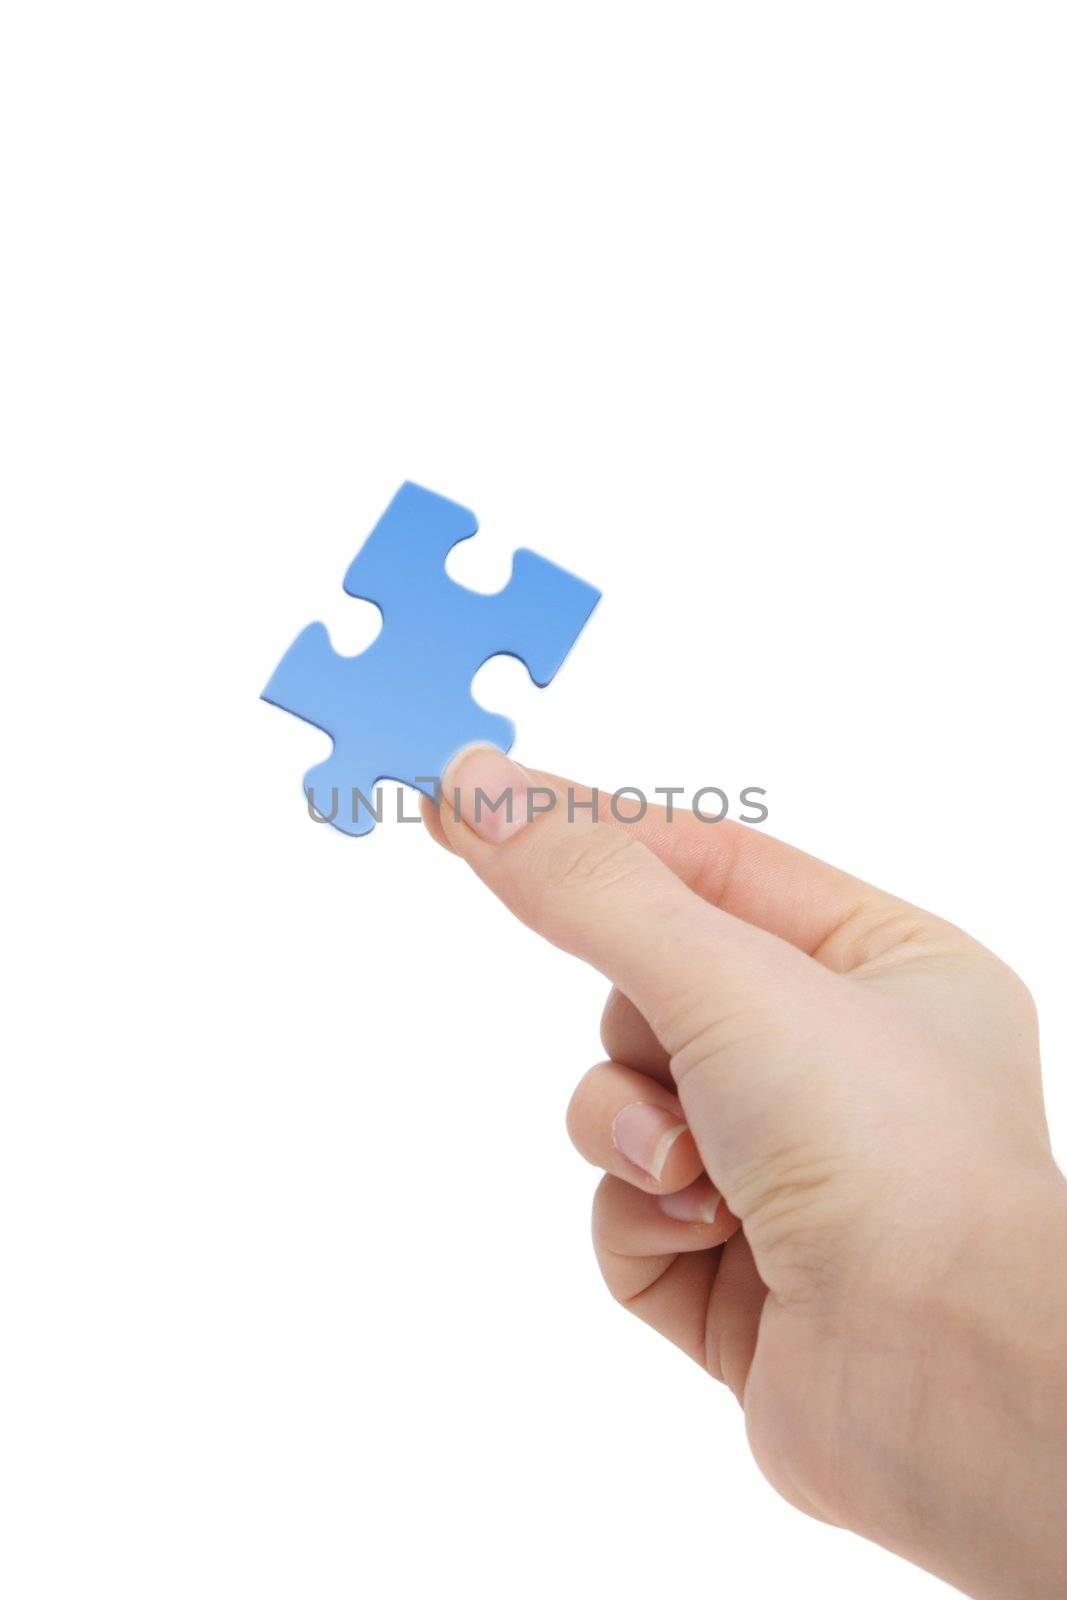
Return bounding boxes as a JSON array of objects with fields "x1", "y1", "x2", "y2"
[{"x1": 263, "y1": 482, "x2": 600, "y2": 836}]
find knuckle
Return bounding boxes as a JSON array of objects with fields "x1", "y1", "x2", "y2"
[{"x1": 815, "y1": 899, "x2": 939, "y2": 973}]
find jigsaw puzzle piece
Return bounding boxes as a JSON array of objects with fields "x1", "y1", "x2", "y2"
[
  {"x1": 302, "y1": 752, "x2": 381, "y2": 837},
  {"x1": 261, "y1": 621, "x2": 346, "y2": 735},
  {"x1": 263, "y1": 482, "x2": 599, "y2": 837},
  {"x1": 307, "y1": 697, "x2": 518, "y2": 838},
  {"x1": 343, "y1": 481, "x2": 478, "y2": 612},
  {"x1": 303, "y1": 702, "x2": 515, "y2": 837},
  {"x1": 265, "y1": 613, "x2": 518, "y2": 835},
  {"x1": 428, "y1": 703, "x2": 516, "y2": 781},
  {"x1": 343, "y1": 483, "x2": 600, "y2": 690},
  {"x1": 477, "y1": 548, "x2": 601, "y2": 686}
]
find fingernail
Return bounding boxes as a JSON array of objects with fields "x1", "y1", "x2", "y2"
[
  {"x1": 658, "y1": 1176, "x2": 721, "y2": 1224},
  {"x1": 611, "y1": 1102, "x2": 688, "y2": 1182},
  {"x1": 443, "y1": 745, "x2": 531, "y2": 844}
]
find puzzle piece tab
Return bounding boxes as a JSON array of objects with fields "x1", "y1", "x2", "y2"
[{"x1": 262, "y1": 482, "x2": 600, "y2": 836}]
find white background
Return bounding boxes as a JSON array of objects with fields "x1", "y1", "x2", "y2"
[{"x1": 3, "y1": 4, "x2": 1065, "y2": 1597}]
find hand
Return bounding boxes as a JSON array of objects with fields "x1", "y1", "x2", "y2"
[{"x1": 423, "y1": 746, "x2": 1067, "y2": 1600}]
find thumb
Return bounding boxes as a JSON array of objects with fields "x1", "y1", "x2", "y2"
[{"x1": 435, "y1": 746, "x2": 805, "y2": 1064}]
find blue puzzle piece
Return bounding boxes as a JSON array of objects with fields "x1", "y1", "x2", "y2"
[{"x1": 262, "y1": 482, "x2": 600, "y2": 836}]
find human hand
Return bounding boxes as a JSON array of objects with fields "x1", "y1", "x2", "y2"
[{"x1": 423, "y1": 746, "x2": 1067, "y2": 1600}]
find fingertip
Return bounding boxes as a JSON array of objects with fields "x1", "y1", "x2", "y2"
[
  {"x1": 440, "y1": 744, "x2": 532, "y2": 847},
  {"x1": 567, "y1": 1060, "x2": 704, "y2": 1194},
  {"x1": 655, "y1": 1125, "x2": 705, "y2": 1193}
]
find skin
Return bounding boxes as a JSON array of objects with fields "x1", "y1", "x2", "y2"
[{"x1": 422, "y1": 747, "x2": 1067, "y2": 1600}]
